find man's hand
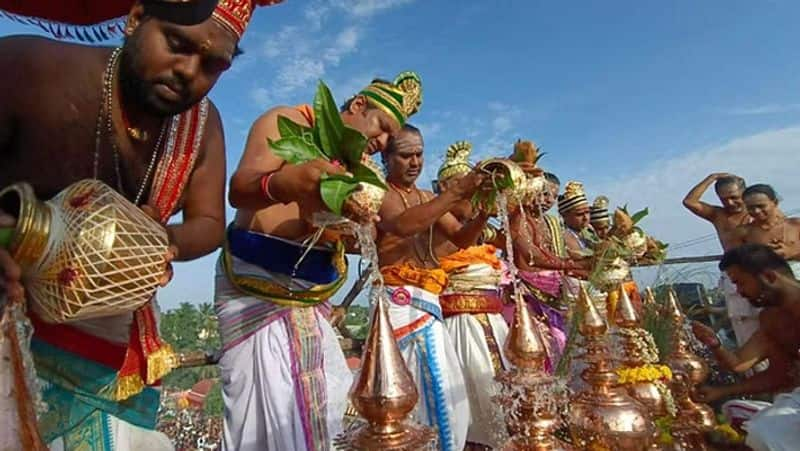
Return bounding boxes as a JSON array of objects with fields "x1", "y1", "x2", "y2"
[
  {"x1": 0, "y1": 211, "x2": 23, "y2": 303},
  {"x1": 270, "y1": 159, "x2": 347, "y2": 216},
  {"x1": 695, "y1": 384, "x2": 727, "y2": 403},
  {"x1": 450, "y1": 169, "x2": 485, "y2": 200},
  {"x1": 692, "y1": 321, "x2": 721, "y2": 348}
]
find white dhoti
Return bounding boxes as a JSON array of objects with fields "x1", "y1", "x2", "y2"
[
  {"x1": 444, "y1": 312, "x2": 508, "y2": 447},
  {"x1": 723, "y1": 388, "x2": 800, "y2": 451},
  {"x1": 383, "y1": 285, "x2": 470, "y2": 451},
  {"x1": 720, "y1": 273, "x2": 761, "y2": 347},
  {"x1": 216, "y1": 257, "x2": 351, "y2": 451}
]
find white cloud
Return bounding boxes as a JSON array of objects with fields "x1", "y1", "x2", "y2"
[
  {"x1": 332, "y1": 0, "x2": 415, "y2": 18},
  {"x1": 250, "y1": 1, "x2": 414, "y2": 107},
  {"x1": 722, "y1": 103, "x2": 800, "y2": 116},
  {"x1": 323, "y1": 27, "x2": 361, "y2": 64}
]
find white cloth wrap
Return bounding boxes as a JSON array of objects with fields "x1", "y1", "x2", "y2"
[
  {"x1": 382, "y1": 285, "x2": 470, "y2": 451},
  {"x1": 215, "y1": 261, "x2": 350, "y2": 451},
  {"x1": 444, "y1": 312, "x2": 508, "y2": 447}
]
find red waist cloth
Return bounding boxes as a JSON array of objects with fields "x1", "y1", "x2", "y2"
[{"x1": 440, "y1": 291, "x2": 503, "y2": 318}]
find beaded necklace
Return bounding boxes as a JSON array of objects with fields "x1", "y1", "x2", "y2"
[{"x1": 94, "y1": 48, "x2": 166, "y2": 205}]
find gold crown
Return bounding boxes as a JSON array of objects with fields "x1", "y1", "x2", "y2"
[
  {"x1": 438, "y1": 141, "x2": 473, "y2": 181},
  {"x1": 393, "y1": 71, "x2": 423, "y2": 118},
  {"x1": 592, "y1": 195, "x2": 609, "y2": 210},
  {"x1": 563, "y1": 181, "x2": 585, "y2": 198}
]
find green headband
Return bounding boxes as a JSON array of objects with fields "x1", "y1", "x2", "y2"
[{"x1": 358, "y1": 71, "x2": 423, "y2": 127}]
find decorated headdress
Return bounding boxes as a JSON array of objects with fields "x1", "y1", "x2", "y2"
[
  {"x1": 590, "y1": 196, "x2": 611, "y2": 225},
  {"x1": 359, "y1": 71, "x2": 423, "y2": 127},
  {"x1": 558, "y1": 181, "x2": 590, "y2": 214},
  {"x1": 212, "y1": 0, "x2": 283, "y2": 39},
  {"x1": 438, "y1": 141, "x2": 473, "y2": 181}
]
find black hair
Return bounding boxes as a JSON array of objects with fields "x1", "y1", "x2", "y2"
[
  {"x1": 714, "y1": 175, "x2": 745, "y2": 193},
  {"x1": 743, "y1": 184, "x2": 778, "y2": 202},
  {"x1": 544, "y1": 172, "x2": 560, "y2": 186},
  {"x1": 719, "y1": 243, "x2": 793, "y2": 276},
  {"x1": 340, "y1": 78, "x2": 392, "y2": 112}
]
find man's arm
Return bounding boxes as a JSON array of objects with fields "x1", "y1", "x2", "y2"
[
  {"x1": 435, "y1": 209, "x2": 489, "y2": 249},
  {"x1": 699, "y1": 350, "x2": 793, "y2": 401},
  {"x1": 165, "y1": 105, "x2": 226, "y2": 261},
  {"x1": 683, "y1": 174, "x2": 726, "y2": 221},
  {"x1": 694, "y1": 321, "x2": 770, "y2": 373},
  {"x1": 377, "y1": 189, "x2": 469, "y2": 237},
  {"x1": 228, "y1": 108, "x2": 344, "y2": 215},
  {"x1": 773, "y1": 218, "x2": 800, "y2": 260}
]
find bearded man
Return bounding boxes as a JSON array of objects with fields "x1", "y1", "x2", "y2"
[
  {"x1": 692, "y1": 244, "x2": 800, "y2": 451},
  {"x1": 376, "y1": 125, "x2": 485, "y2": 451},
  {"x1": 221, "y1": 74, "x2": 422, "y2": 451},
  {"x1": 0, "y1": 1, "x2": 282, "y2": 449}
]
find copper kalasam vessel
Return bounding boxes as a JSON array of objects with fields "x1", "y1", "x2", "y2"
[
  {"x1": 568, "y1": 287, "x2": 654, "y2": 450},
  {"x1": 344, "y1": 157, "x2": 387, "y2": 224},
  {"x1": 495, "y1": 293, "x2": 572, "y2": 450},
  {"x1": 339, "y1": 294, "x2": 434, "y2": 450},
  {"x1": 0, "y1": 180, "x2": 168, "y2": 323},
  {"x1": 663, "y1": 290, "x2": 710, "y2": 386},
  {"x1": 614, "y1": 286, "x2": 668, "y2": 417},
  {"x1": 475, "y1": 158, "x2": 530, "y2": 208}
]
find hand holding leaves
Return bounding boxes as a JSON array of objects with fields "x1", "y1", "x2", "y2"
[{"x1": 267, "y1": 81, "x2": 387, "y2": 217}]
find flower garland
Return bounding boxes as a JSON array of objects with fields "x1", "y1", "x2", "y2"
[
  {"x1": 618, "y1": 328, "x2": 659, "y2": 364},
  {"x1": 616, "y1": 364, "x2": 677, "y2": 417},
  {"x1": 615, "y1": 364, "x2": 672, "y2": 384}
]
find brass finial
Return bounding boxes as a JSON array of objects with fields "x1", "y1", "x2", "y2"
[
  {"x1": 614, "y1": 284, "x2": 639, "y2": 329},
  {"x1": 578, "y1": 284, "x2": 607, "y2": 336},
  {"x1": 505, "y1": 292, "x2": 548, "y2": 370},
  {"x1": 341, "y1": 295, "x2": 434, "y2": 449}
]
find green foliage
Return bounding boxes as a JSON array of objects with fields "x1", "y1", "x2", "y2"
[
  {"x1": 160, "y1": 302, "x2": 221, "y2": 395},
  {"x1": 203, "y1": 383, "x2": 224, "y2": 417},
  {"x1": 267, "y1": 80, "x2": 386, "y2": 216},
  {"x1": 342, "y1": 305, "x2": 369, "y2": 340}
]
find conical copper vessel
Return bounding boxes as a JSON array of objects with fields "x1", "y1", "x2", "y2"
[
  {"x1": 670, "y1": 372, "x2": 715, "y2": 450},
  {"x1": 337, "y1": 295, "x2": 435, "y2": 450},
  {"x1": 662, "y1": 289, "x2": 716, "y2": 435},
  {"x1": 663, "y1": 289, "x2": 710, "y2": 387},
  {"x1": 496, "y1": 292, "x2": 571, "y2": 450},
  {"x1": 568, "y1": 286, "x2": 654, "y2": 450},
  {"x1": 613, "y1": 285, "x2": 668, "y2": 417}
]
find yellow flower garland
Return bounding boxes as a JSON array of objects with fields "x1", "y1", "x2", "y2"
[{"x1": 616, "y1": 364, "x2": 672, "y2": 384}]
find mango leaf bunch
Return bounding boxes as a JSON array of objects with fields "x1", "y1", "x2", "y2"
[{"x1": 268, "y1": 80, "x2": 387, "y2": 217}]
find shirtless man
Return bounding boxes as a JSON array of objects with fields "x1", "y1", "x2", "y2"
[
  {"x1": 735, "y1": 184, "x2": 800, "y2": 265},
  {"x1": 683, "y1": 173, "x2": 757, "y2": 346},
  {"x1": 0, "y1": 1, "x2": 274, "y2": 448},
  {"x1": 683, "y1": 173, "x2": 750, "y2": 250},
  {"x1": 220, "y1": 74, "x2": 421, "y2": 451},
  {"x1": 692, "y1": 244, "x2": 800, "y2": 451},
  {"x1": 376, "y1": 125, "x2": 485, "y2": 451}
]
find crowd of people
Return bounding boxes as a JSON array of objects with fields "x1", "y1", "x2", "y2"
[{"x1": 0, "y1": 1, "x2": 799, "y2": 451}]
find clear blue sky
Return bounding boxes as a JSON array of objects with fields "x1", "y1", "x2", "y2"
[{"x1": 3, "y1": 0, "x2": 800, "y2": 308}]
